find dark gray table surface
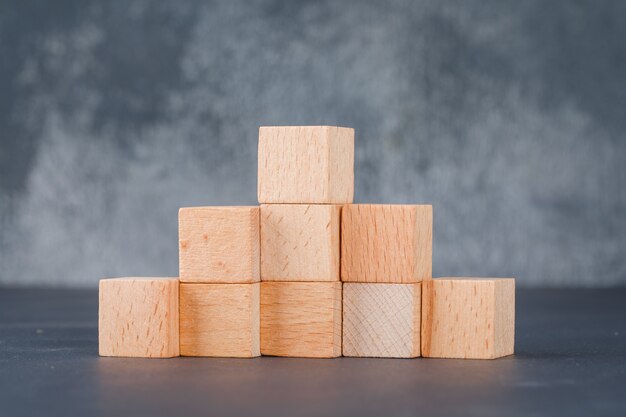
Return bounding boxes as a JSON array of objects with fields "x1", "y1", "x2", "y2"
[{"x1": 0, "y1": 287, "x2": 625, "y2": 417}]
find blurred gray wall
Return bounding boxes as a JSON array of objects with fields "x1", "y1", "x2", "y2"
[{"x1": 1, "y1": 0, "x2": 625, "y2": 288}]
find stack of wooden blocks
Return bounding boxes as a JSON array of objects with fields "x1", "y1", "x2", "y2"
[{"x1": 99, "y1": 126, "x2": 515, "y2": 360}]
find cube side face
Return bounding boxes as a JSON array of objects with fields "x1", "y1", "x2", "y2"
[
  {"x1": 178, "y1": 207, "x2": 260, "y2": 283},
  {"x1": 494, "y1": 279, "x2": 515, "y2": 358},
  {"x1": 260, "y1": 204, "x2": 341, "y2": 281},
  {"x1": 412, "y1": 283, "x2": 422, "y2": 357},
  {"x1": 257, "y1": 126, "x2": 354, "y2": 204},
  {"x1": 422, "y1": 279, "x2": 499, "y2": 359},
  {"x1": 341, "y1": 205, "x2": 432, "y2": 283},
  {"x1": 179, "y1": 283, "x2": 260, "y2": 358},
  {"x1": 98, "y1": 278, "x2": 179, "y2": 358},
  {"x1": 260, "y1": 282, "x2": 342, "y2": 358},
  {"x1": 343, "y1": 283, "x2": 420, "y2": 358},
  {"x1": 413, "y1": 205, "x2": 433, "y2": 282},
  {"x1": 327, "y1": 127, "x2": 355, "y2": 203}
]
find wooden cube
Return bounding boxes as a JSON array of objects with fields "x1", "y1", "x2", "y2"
[
  {"x1": 341, "y1": 204, "x2": 432, "y2": 283},
  {"x1": 99, "y1": 278, "x2": 179, "y2": 358},
  {"x1": 258, "y1": 126, "x2": 354, "y2": 204},
  {"x1": 179, "y1": 283, "x2": 260, "y2": 357},
  {"x1": 179, "y1": 206, "x2": 260, "y2": 283},
  {"x1": 260, "y1": 282, "x2": 342, "y2": 358},
  {"x1": 421, "y1": 278, "x2": 515, "y2": 359},
  {"x1": 343, "y1": 283, "x2": 421, "y2": 358},
  {"x1": 260, "y1": 204, "x2": 341, "y2": 281}
]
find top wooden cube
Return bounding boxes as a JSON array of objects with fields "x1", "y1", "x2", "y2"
[
  {"x1": 341, "y1": 204, "x2": 432, "y2": 283},
  {"x1": 179, "y1": 206, "x2": 260, "y2": 283},
  {"x1": 258, "y1": 126, "x2": 354, "y2": 204}
]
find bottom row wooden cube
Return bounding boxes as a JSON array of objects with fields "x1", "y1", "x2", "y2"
[
  {"x1": 421, "y1": 278, "x2": 515, "y2": 359},
  {"x1": 260, "y1": 282, "x2": 342, "y2": 358},
  {"x1": 99, "y1": 278, "x2": 180, "y2": 358},
  {"x1": 179, "y1": 282, "x2": 260, "y2": 358},
  {"x1": 343, "y1": 283, "x2": 421, "y2": 358}
]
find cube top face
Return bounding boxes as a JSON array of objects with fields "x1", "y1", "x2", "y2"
[
  {"x1": 341, "y1": 204, "x2": 433, "y2": 283},
  {"x1": 343, "y1": 283, "x2": 421, "y2": 358},
  {"x1": 260, "y1": 282, "x2": 342, "y2": 358},
  {"x1": 258, "y1": 126, "x2": 354, "y2": 204},
  {"x1": 178, "y1": 206, "x2": 260, "y2": 283},
  {"x1": 421, "y1": 278, "x2": 515, "y2": 359},
  {"x1": 260, "y1": 204, "x2": 341, "y2": 282},
  {"x1": 99, "y1": 278, "x2": 179, "y2": 358},
  {"x1": 179, "y1": 283, "x2": 260, "y2": 358}
]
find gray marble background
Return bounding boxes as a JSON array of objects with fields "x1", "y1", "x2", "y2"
[{"x1": 1, "y1": 0, "x2": 625, "y2": 287}]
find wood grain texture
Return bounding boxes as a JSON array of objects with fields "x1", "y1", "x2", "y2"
[
  {"x1": 179, "y1": 206, "x2": 259, "y2": 283},
  {"x1": 421, "y1": 278, "x2": 515, "y2": 359},
  {"x1": 257, "y1": 126, "x2": 354, "y2": 204},
  {"x1": 260, "y1": 282, "x2": 342, "y2": 358},
  {"x1": 179, "y1": 283, "x2": 260, "y2": 357},
  {"x1": 343, "y1": 283, "x2": 421, "y2": 358},
  {"x1": 260, "y1": 204, "x2": 341, "y2": 281},
  {"x1": 341, "y1": 204, "x2": 432, "y2": 283},
  {"x1": 98, "y1": 278, "x2": 179, "y2": 358}
]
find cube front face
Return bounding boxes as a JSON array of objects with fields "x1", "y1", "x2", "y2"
[
  {"x1": 260, "y1": 204, "x2": 341, "y2": 282},
  {"x1": 99, "y1": 278, "x2": 179, "y2": 358},
  {"x1": 179, "y1": 283, "x2": 260, "y2": 358},
  {"x1": 258, "y1": 126, "x2": 354, "y2": 204},
  {"x1": 343, "y1": 283, "x2": 421, "y2": 358},
  {"x1": 341, "y1": 204, "x2": 432, "y2": 283},
  {"x1": 260, "y1": 282, "x2": 342, "y2": 358},
  {"x1": 178, "y1": 206, "x2": 260, "y2": 283},
  {"x1": 421, "y1": 278, "x2": 515, "y2": 359}
]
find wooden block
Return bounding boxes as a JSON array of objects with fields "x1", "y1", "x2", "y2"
[
  {"x1": 341, "y1": 204, "x2": 432, "y2": 283},
  {"x1": 421, "y1": 278, "x2": 515, "y2": 359},
  {"x1": 260, "y1": 204, "x2": 341, "y2": 281},
  {"x1": 343, "y1": 283, "x2": 421, "y2": 358},
  {"x1": 258, "y1": 126, "x2": 354, "y2": 204},
  {"x1": 179, "y1": 283, "x2": 260, "y2": 357},
  {"x1": 260, "y1": 282, "x2": 342, "y2": 358},
  {"x1": 179, "y1": 206, "x2": 259, "y2": 283},
  {"x1": 99, "y1": 278, "x2": 179, "y2": 358}
]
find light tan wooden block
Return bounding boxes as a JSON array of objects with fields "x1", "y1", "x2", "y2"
[
  {"x1": 341, "y1": 204, "x2": 432, "y2": 283},
  {"x1": 421, "y1": 278, "x2": 515, "y2": 359},
  {"x1": 179, "y1": 283, "x2": 260, "y2": 357},
  {"x1": 258, "y1": 126, "x2": 354, "y2": 204},
  {"x1": 260, "y1": 204, "x2": 341, "y2": 281},
  {"x1": 99, "y1": 278, "x2": 179, "y2": 358},
  {"x1": 260, "y1": 282, "x2": 342, "y2": 358},
  {"x1": 343, "y1": 283, "x2": 421, "y2": 358},
  {"x1": 179, "y1": 206, "x2": 259, "y2": 283}
]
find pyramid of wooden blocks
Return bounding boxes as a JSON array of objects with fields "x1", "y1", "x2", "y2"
[
  {"x1": 98, "y1": 124, "x2": 516, "y2": 361},
  {"x1": 99, "y1": 278, "x2": 179, "y2": 358},
  {"x1": 260, "y1": 282, "x2": 342, "y2": 358},
  {"x1": 341, "y1": 204, "x2": 433, "y2": 283},
  {"x1": 343, "y1": 283, "x2": 421, "y2": 358},
  {"x1": 258, "y1": 126, "x2": 354, "y2": 204},
  {"x1": 422, "y1": 278, "x2": 515, "y2": 359}
]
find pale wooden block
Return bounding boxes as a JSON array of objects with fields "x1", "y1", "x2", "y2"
[
  {"x1": 343, "y1": 283, "x2": 421, "y2": 358},
  {"x1": 258, "y1": 126, "x2": 354, "y2": 204},
  {"x1": 421, "y1": 278, "x2": 515, "y2": 359},
  {"x1": 260, "y1": 204, "x2": 341, "y2": 281},
  {"x1": 260, "y1": 282, "x2": 342, "y2": 358},
  {"x1": 99, "y1": 278, "x2": 179, "y2": 358},
  {"x1": 341, "y1": 204, "x2": 432, "y2": 283},
  {"x1": 179, "y1": 283, "x2": 260, "y2": 357},
  {"x1": 179, "y1": 206, "x2": 260, "y2": 283}
]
